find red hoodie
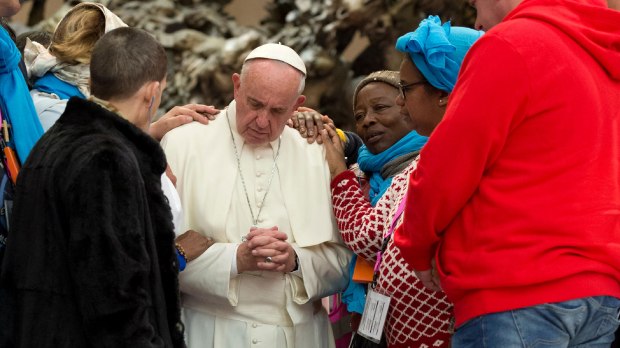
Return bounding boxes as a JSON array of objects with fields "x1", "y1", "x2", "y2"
[{"x1": 396, "y1": 0, "x2": 620, "y2": 327}]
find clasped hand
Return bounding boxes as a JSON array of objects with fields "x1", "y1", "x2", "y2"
[{"x1": 236, "y1": 226, "x2": 297, "y2": 273}]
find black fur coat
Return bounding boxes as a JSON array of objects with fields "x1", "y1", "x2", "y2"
[{"x1": 0, "y1": 98, "x2": 184, "y2": 348}]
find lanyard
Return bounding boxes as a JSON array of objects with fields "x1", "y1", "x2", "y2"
[{"x1": 371, "y1": 193, "x2": 407, "y2": 288}]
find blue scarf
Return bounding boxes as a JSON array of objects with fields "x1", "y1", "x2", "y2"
[
  {"x1": 0, "y1": 27, "x2": 44, "y2": 162},
  {"x1": 33, "y1": 73, "x2": 85, "y2": 100},
  {"x1": 342, "y1": 254, "x2": 366, "y2": 314},
  {"x1": 358, "y1": 130, "x2": 427, "y2": 205}
]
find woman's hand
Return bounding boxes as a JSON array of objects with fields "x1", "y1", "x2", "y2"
[
  {"x1": 320, "y1": 124, "x2": 348, "y2": 179},
  {"x1": 289, "y1": 106, "x2": 334, "y2": 144}
]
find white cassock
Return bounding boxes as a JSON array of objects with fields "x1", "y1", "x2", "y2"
[
  {"x1": 161, "y1": 100, "x2": 352, "y2": 348},
  {"x1": 160, "y1": 173, "x2": 184, "y2": 235}
]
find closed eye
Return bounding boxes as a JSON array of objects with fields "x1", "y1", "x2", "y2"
[
  {"x1": 372, "y1": 104, "x2": 390, "y2": 113},
  {"x1": 271, "y1": 108, "x2": 287, "y2": 116},
  {"x1": 248, "y1": 98, "x2": 264, "y2": 110}
]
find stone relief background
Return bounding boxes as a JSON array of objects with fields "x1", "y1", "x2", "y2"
[{"x1": 10, "y1": 0, "x2": 475, "y2": 129}]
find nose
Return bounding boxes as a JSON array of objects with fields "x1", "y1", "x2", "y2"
[
  {"x1": 361, "y1": 110, "x2": 377, "y2": 128},
  {"x1": 474, "y1": 19, "x2": 484, "y2": 31},
  {"x1": 395, "y1": 93, "x2": 404, "y2": 107},
  {"x1": 255, "y1": 111, "x2": 269, "y2": 128}
]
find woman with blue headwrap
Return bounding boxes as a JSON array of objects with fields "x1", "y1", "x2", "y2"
[
  {"x1": 395, "y1": 15, "x2": 483, "y2": 136},
  {"x1": 321, "y1": 15, "x2": 482, "y2": 347}
]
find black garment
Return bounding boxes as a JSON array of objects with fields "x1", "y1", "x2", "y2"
[
  {"x1": 344, "y1": 131, "x2": 363, "y2": 167},
  {"x1": 0, "y1": 98, "x2": 184, "y2": 348},
  {"x1": 349, "y1": 332, "x2": 387, "y2": 348},
  {"x1": 612, "y1": 331, "x2": 620, "y2": 348}
]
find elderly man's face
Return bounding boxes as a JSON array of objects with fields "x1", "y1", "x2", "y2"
[
  {"x1": 232, "y1": 60, "x2": 305, "y2": 145},
  {"x1": 0, "y1": 0, "x2": 21, "y2": 17}
]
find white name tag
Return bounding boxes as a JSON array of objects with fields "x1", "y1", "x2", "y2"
[{"x1": 358, "y1": 289, "x2": 391, "y2": 343}]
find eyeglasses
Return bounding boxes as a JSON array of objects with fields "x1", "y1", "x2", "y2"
[{"x1": 398, "y1": 80, "x2": 427, "y2": 100}]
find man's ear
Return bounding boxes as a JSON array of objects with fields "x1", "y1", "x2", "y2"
[
  {"x1": 294, "y1": 95, "x2": 306, "y2": 109},
  {"x1": 232, "y1": 73, "x2": 241, "y2": 99},
  {"x1": 145, "y1": 81, "x2": 160, "y2": 107}
]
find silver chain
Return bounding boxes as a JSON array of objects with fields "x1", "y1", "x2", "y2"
[{"x1": 225, "y1": 109, "x2": 281, "y2": 227}]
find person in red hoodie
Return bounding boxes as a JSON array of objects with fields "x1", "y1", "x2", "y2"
[{"x1": 395, "y1": 0, "x2": 620, "y2": 346}]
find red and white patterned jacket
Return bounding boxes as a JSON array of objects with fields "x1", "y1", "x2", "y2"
[{"x1": 331, "y1": 161, "x2": 453, "y2": 347}]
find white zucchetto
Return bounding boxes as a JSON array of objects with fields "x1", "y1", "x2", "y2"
[{"x1": 244, "y1": 43, "x2": 307, "y2": 76}]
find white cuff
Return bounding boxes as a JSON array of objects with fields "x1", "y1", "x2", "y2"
[{"x1": 230, "y1": 243, "x2": 240, "y2": 277}]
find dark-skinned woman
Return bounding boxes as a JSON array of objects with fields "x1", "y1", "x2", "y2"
[{"x1": 321, "y1": 15, "x2": 483, "y2": 347}]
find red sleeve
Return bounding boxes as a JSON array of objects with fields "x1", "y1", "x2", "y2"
[{"x1": 395, "y1": 34, "x2": 531, "y2": 270}]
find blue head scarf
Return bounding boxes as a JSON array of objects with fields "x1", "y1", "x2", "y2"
[
  {"x1": 396, "y1": 15, "x2": 483, "y2": 92},
  {"x1": 0, "y1": 27, "x2": 44, "y2": 162}
]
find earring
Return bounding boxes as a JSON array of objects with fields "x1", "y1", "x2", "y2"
[{"x1": 439, "y1": 99, "x2": 444, "y2": 104}]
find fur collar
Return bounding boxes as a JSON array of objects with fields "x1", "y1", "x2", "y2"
[{"x1": 59, "y1": 97, "x2": 167, "y2": 175}]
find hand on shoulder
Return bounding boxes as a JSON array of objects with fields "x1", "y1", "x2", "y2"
[{"x1": 149, "y1": 104, "x2": 220, "y2": 141}]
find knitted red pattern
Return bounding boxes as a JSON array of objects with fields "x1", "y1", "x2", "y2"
[{"x1": 331, "y1": 164, "x2": 453, "y2": 347}]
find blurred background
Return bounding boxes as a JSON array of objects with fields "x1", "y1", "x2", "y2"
[{"x1": 6, "y1": 0, "x2": 476, "y2": 130}]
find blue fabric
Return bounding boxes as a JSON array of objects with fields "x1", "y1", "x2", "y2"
[
  {"x1": 342, "y1": 254, "x2": 366, "y2": 314},
  {"x1": 453, "y1": 296, "x2": 620, "y2": 347},
  {"x1": 396, "y1": 15, "x2": 483, "y2": 92},
  {"x1": 357, "y1": 131, "x2": 427, "y2": 205},
  {"x1": 0, "y1": 27, "x2": 44, "y2": 162},
  {"x1": 176, "y1": 249, "x2": 186, "y2": 272},
  {"x1": 33, "y1": 73, "x2": 85, "y2": 100}
]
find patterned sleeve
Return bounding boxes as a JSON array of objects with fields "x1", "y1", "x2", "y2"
[{"x1": 330, "y1": 166, "x2": 412, "y2": 263}]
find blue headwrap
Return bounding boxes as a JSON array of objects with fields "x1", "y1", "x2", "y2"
[
  {"x1": 395, "y1": 15, "x2": 483, "y2": 92},
  {"x1": 0, "y1": 27, "x2": 44, "y2": 162}
]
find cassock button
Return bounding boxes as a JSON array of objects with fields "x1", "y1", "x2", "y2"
[
  {"x1": 256, "y1": 171, "x2": 263, "y2": 177},
  {"x1": 252, "y1": 339, "x2": 258, "y2": 344},
  {"x1": 257, "y1": 202, "x2": 263, "y2": 208},
  {"x1": 252, "y1": 323, "x2": 258, "y2": 328},
  {"x1": 257, "y1": 186, "x2": 263, "y2": 192},
  {"x1": 256, "y1": 155, "x2": 262, "y2": 160}
]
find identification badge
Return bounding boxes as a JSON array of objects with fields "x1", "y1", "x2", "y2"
[{"x1": 358, "y1": 289, "x2": 391, "y2": 343}]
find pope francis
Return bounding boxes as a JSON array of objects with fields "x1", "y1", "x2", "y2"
[{"x1": 161, "y1": 43, "x2": 352, "y2": 347}]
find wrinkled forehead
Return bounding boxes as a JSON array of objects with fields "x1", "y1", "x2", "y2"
[{"x1": 241, "y1": 61, "x2": 302, "y2": 104}]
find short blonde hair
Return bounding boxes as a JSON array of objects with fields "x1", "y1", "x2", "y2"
[{"x1": 49, "y1": 5, "x2": 105, "y2": 64}]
